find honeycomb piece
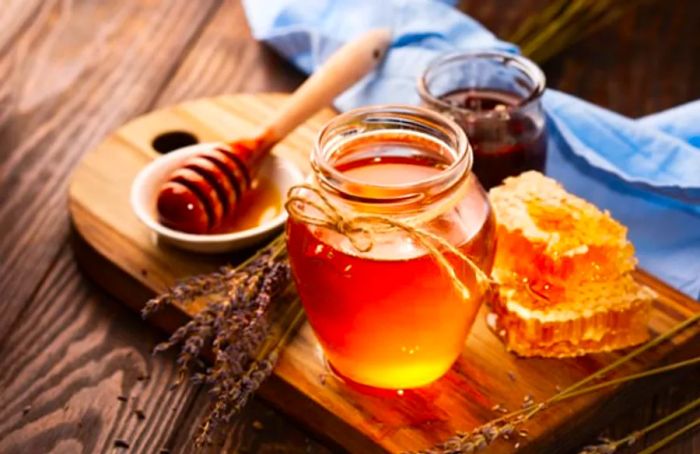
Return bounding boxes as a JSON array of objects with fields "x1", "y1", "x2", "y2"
[
  {"x1": 489, "y1": 171, "x2": 637, "y2": 298},
  {"x1": 490, "y1": 275, "x2": 654, "y2": 358},
  {"x1": 487, "y1": 172, "x2": 655, "y2": 357}
]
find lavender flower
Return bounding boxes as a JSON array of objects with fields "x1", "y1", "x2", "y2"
[{"x1": 143, "y1": 235, "x2": 300, "y2": 445}]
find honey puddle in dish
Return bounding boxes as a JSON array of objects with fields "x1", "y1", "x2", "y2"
[{"x1": 225, "y1": 176, "x2": 282, "y2": 232}]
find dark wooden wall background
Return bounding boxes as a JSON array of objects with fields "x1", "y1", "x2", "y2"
[{"x1": 0, "y1": 0, "x2": 697, "y2": 452}]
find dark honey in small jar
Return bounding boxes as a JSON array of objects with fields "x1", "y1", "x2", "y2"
[{"x1": 419, "y1": 51, "x2": 548, "y2": 189}]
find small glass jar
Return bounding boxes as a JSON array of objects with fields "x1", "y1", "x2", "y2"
[
  {"x1": 418, "y1": 51, "x2": 547, "y2": 189},
  {"x1": 286, "y1": 105, "x2": 496, "y2": 389}
]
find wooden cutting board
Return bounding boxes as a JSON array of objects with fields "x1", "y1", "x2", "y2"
[{"x1": 68, "y1": 93, "x2": 700, "y2": 453}]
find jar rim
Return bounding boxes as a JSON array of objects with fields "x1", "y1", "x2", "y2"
[
  {"x1": 417, "y1": 50, "x2": 546, "y2": 115},
  {"x1": 311, "y1": 104, "x2": 472, "y2": 203}
]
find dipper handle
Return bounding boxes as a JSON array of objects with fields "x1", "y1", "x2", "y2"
[{"x1": 255, "y1": 28, "x2": 392, "y2": 150}]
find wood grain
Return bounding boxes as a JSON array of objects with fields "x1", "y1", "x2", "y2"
[
  {"x1": 0, "y1": 0, "x2": 218, "y2": 337},
  {"x1": 0, "y1": 1, "x2": 330, "y2": 452},
  {"x1": 2, "y1": 0, "x2": 699, "y2": 452},
  {"x1": 0, "y1": 2, "x2": 219, "y2": 450},
  {"x1": 156, "y1": 0, "x2": 305, "y2": 108},
  {"x1": 0, "y1": 241, "x2": 326, "y2": 453},
  {"x1": 68, "y1": 93, "x2": 700, "y2": 453},
  {"x1": 0, "y1": 245, "x2": 195, "y2": 453}
]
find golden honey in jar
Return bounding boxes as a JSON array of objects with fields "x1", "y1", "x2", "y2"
[{"x1": 286, "y1": 106, "x2": 496, "y2": 389}]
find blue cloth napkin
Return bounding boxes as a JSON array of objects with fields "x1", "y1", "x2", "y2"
[{"x1": 243, "y1": 0, "x2": 700, "y2": 298}]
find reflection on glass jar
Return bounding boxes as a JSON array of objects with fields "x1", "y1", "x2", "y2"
[
  {"x1": 418, "y1": 51, "x2": 548, "y2": 189},
  {"x1": 286, "y1": 106, "x2": 496, "y2": 389}
]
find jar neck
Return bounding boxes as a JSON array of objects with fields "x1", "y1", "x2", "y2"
[
  {"x1": 311, "y1": 105, "x2": 472, "y2": 213},
  {"x1": 417, "y1": 51, "x2": 546, "y2": 117}
]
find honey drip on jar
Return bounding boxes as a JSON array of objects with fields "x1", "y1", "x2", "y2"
[{"x1": 287, "y1": 131, "x2": 496, "y2": 389}]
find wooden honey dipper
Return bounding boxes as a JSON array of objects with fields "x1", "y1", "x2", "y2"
[{"x1": 156, "y1": 29, "x2": 392, "y2": 234}]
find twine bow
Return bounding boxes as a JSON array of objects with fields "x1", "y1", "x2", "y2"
[{"x1": 285, "y1": 184, "x2": 493, "y2": 300}]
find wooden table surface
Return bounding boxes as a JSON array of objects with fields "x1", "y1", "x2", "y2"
[{"x1": 0, "y1": 1, "x2": 698, "y2": 453}]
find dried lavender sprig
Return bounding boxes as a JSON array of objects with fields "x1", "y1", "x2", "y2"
[
  {"x1": 553, "y1": 356, "x2": 700, "y2": 403},
  {"x1": 196, "y1": 354, "x2": 277, "y2": 447},
  {"x1": 144, "y1": 234, "x2": 299, "y2": 444},
  {"x1": 194, "y1": 302, "x2": 305, "y2": 447},
  {"x1": 554, "y1": 312, "x2": 700, "y2": 400},
  {"x1": 141, "y1": 234, "x2": 286, "y2": 317},
  {"x1": 415, "y1": 355, "x2": 700, "y2": 453},
  {"x1": 141, "y1": 266, "x2": 235, "y2": 317},
  {"x1": 638, "y1": 416, "x2": 700, "y2": 454},
  {"x1": 501, "y1": 313, "x2": 700, "y2": 424},
  {"x1": 579, "y1": 397, "x2": 700, "y2": 454},
  {"x1": 415, "y1": 312, "x2": 700, "y2": 453},
  {"x1": 422, "y1": 420, "x2": 518, "y2": 454},
  {"x1": 195, "y1": 247, "x2": 288, "y2": 382},
  {"x1": 148, "y1": 235, "x2": 286, "y2": 354}
]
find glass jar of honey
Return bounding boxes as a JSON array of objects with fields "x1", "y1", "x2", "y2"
[{"x1": 286, "y1": 106, "x2": 496, "y2": 389}]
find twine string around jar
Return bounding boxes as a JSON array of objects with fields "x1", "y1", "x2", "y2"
[{"x1": 285, "y1": 184, "x2": 493, "y2": 300}]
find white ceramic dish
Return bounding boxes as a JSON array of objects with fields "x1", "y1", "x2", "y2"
[{"x1": 130, "y1": 142, "x2": 303, "y2": 254}]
